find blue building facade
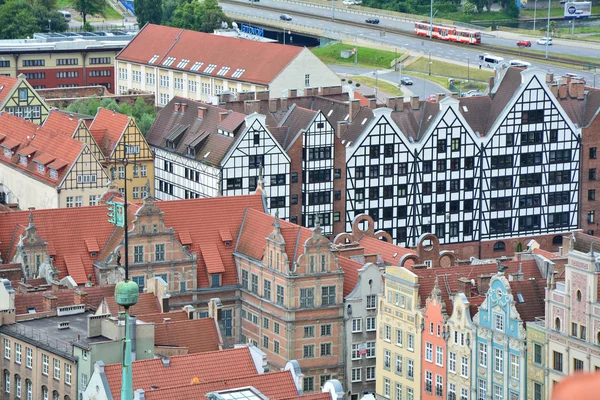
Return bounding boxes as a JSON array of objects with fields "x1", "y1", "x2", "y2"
[{"x1": 473, "y1": 274, "x2": 527, "y2": 400}]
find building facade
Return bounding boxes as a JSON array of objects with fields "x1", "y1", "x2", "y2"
[
  {"x1": 446, "y1": 293, "x2": 476, "y2": 400},
  {"x1": 0, "y1": 75, "x2": 50, "y2": 125}
]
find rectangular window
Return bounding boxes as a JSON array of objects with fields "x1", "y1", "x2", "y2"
[
  {"x1": 494, "y1": 348, "x2": 504, "y2": 373},
  {"x1": 251, "y1": 274, "x2": 258, "y2": 294},
  {"x1": 321, "y1": 286, "x2": 336, "y2": 306},
  {"x1": 352, "y1": 318, "x2": 362, "y2": 333},
  {"x1": 426, "y1": 342, "x2": 433, "y2": 362},
  {"x1": 277, "y1": 285, "x2": 284, "y2": 305},
  {"x1": 321, "y1": 324, "x2": 331, "y2": 337},
  {"x1": 510, "y1": 353, "x2": 519, "y2": 379},
  {"x1": 263, "y1": 279, "x2": 271, "y2": 300},
  {"x1": 320, "y1": 342, "x2": 332, "y2": 356},
  {"x1": 274, "y1": 340, "x2": 280, "y2": 354},
  {"x1": 134, "y1": 245, "x2": 144, "y2": 263},
  {"x1": 384, "y1": 349, "x2": 391, "y2": 369},
  {"x1": 493, "y1": 385, "x2": 503, "y2": 400},
  {"x1": 449, "y1": 352, "x2": 456, "y2": 373},
  {"x1": 395, "y1": 354, "x2": 403, "y2": 374},
  {"x1": 436, "y1": 375, "x2": 443, "y2": 397},
  {"x1": 366, "y1": 295, "x2": 377, "y2": 309},
  {"x1": 396, "y1": 328, "x2": 403, "y2": 346},
  {"x1": 425, "y1": 370, "x2": 433, "y2": 393},
  {"x1": 574, "y1": 358, "x2": 584, "y2": 371},
  {"x1": 553, "y1": 351, "x2": 563, "y2": 372},
  {"x1": 303, "y1": 344, "x2": 315, "y2": 358},
  {"x1": 351, "y1": 367, "x2": 362, "y2": 382},
  {"x1": 479, "y1": 343, "x2": 488, "y2": 367},
  {"x1": 3, "y1": 339, "x2": 9, "y2": 360},
  {"x1": 300, "y1": 288, "x2": 314, "y2": 308},
  {"x1": 461, "y1": 355, "x2": 469, "y2": 377},
  {"x1": 478, "y1": 379, "x2": 487, "y2": 400},
  {"x1": 42, "y1": 354, "x2": 49, "y2": 375},
  {"x1": 54, "y1": 358, "x2": 60, "y2": 380},
  {"x1": 534, "y1": 343, "x2": 542, "y2": 364},
  {"x1": 155, "y1": 244, "x2": 165, "y2": 261},
  {"x1": 534, "y1": 383, "x2": 542, "y2": 400}
]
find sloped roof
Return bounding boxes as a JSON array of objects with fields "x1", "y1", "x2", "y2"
[
  {"x1": 337, "y1": 257, "x2": 364, "y2": 297},
  {"x1": 0, "y1": 112, "x2": 84, "y2": 186},
  {"x1": 143, "y1": 370, "x2": 300, "y2": 400},
  {"x1": 510, "y1": 279, "x2": 546, "y2": 322},
  {"x1": 354, "y1": 236, "x2": 415, "y2": 265},
  {"x1": 13, "y1": 285, "x2": 115, "y2": 315},
  {"x1": 533, "y1": 248, "x2": 562, "y2": 259},
  {"x1": 88, "y1": 108, "x2": 129, "y2": 156},
  {"x1": 0, "y1": 75, "x2": 19, "y2": 105},
  {"x1": 43, "y1": 109, "x2": 80, "y2": 135},
  {"x1": 137, "y1": 311, "x2": 189, "y2": 324},
  {"x1": 278, "y1": 105, "x2": 317, "y2": 149},
  {"x1": 147, "y1": 96, "x2": 245, "y2": 166},
  {"x1": 102, "y1": 347, "x2": 257, "y2": 396},
  {"x1": 117, "y1": 24, "x2": 304, "y2": 85},
  {"x1": 103, "y1": 292, "x2": 160, "y2": 317},
  {"x1": 153, "y1": 318, "x2": 220, "y2": 354}
]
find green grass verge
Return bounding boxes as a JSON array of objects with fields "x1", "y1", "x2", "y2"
[
  {"x1": 491, "y1": 45, "x2": 600, "y2": 69},
  {"x1": 313, "y1": 43, "x2": 402, "y2": 70},
  {"x1": 520, "y1": 4, "x2": 600, "y2": 18},
  {"x1": 405, "y1": 58, "x2": 493, "y2": 82},
  {"x1": 349, "y1": 76, "x2": 404, "y2": 97},
  {"x1": 57, "y1": 0, "x2": 123, "y2": 21}
]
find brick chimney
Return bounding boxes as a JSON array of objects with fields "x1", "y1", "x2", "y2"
[
  {"x1": 74, "y1": 290, "x2": 88, "y2": 305},
  {"x1": 410, "y1": 96, "x2": 420, "y2": 110},
  {"x1": 256, "y1": 91, "x2": 269, "y2": 100},
  {"x1": 219, "y1": 111, "x2": 228, "y2": 122},
  {"x1": 197, "y1": 106, "x2": 207, "y2": 119},
  {"x1": 457, "y1": 278, "x2": 474, "y2": 297},
  {"x1": 488, "y1": 77, "x2": 495, "y2": 92},
  {"x1": 436, "y1": 93, "x2": 446, "y2": 102},
  {"x1": 337, "y1": 120, "x2": 348, "y2": 137},
  {"x1": 281, "y1": 98, "x2": 289, "y2": 111},
  {"x1": 386, "y1": 96, "x2": 402, "y2": 111},
  {"x1": 477, "y1": 274, "x2": 493, "y2": 295},
  {"x1": 244, "y1": 100, "x2": 261, "y2": 115},
  {"x1": 546, "y1": 73, "x2": 554, "y2": 83},
  {"x1": 323, "y1": 85, "x2": 342, "y2": 95},
  {"x1": 348, "y1": 99, "x2": 360, "y2": 122},
  {"x1": 368, "y1": 97, "x2": 377, "y2": 109},
  {"x1": 43, "y1": 294, "x2": 58, "y2": 312},
  {"x1": 550, "y1": 84, "x2": 559, "y2": 98},
  {"x1": 568, "y1": 82, "x2": 585, "y2": 100},
  {"x1": 558, "y1": 84, "x2": 568, "y2": 100},
  {"x1": 180, "y1": 103, "x2": 188, "y2": 113},
  {"x1": 269, "y1": 98, "x2": 278, "y2": 113},
  {"x1": 238, "y1": 92, "x2": 255, "y2": 101},
  {"x1": 174, "y1": 103, "x2": 181, "y2": 112},
  {"x1": 289, "y1": 89, "x2": 297, "y2": 97}
]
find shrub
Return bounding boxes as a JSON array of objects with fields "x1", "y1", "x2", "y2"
[
  {"x1": 348, "y1": 80, "x2": 353, "y2": 84},
  {"x1": 356, "y1": 83, "x2": 361, "y2": 87}
]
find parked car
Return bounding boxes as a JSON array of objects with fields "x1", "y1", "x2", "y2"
[
  {"x1": 517, "y1": 40, "x2": 531, "y2": 47},
  {"x1": 427, "y1": 94, "x2": 437, "y2": 102},
  {"x1": 342, "y1": 0, "x2": 356, "y2": 4},
  {"x1": 400, "y1": 77, "x2": 413, "y2": 85},
  {"x1": 509, "y1": 59, "x2": 532, "y2": 68},
  {"x1": 537, "y1": 37, "x2": 552, "y2": 45},
  {"x1": 280, "y1": 14, "x2": 292, "y2": 21},
  {"x1": 365, "y1": 18, "x2": 380, "y2": 24}
]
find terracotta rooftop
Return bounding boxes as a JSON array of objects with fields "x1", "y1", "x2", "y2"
[
  {"x1": 154, "y1": 318, "x2": 220, "y2": 354},
  {"x1": 533, "y1": 248, "x2": 563, "y2": 259},
  {"x1": 117, "y1": 24, "x2": 304, "y2": 85},
  {"x1": 142, "y1": 370, "x2": 300, "y2": 400},
  {"x1": 43, "y1": 109, "x2": 81, "y2": 136},
  {"x1": 337, "y1": 257, "x2": 365, "y2": 297},
  {"x1": 13, "y1": 285, "x2": 115, "y2": 315},
  {"x1": 510, "y1": 278, "x2": 546, "y2": 322},
  {"x1": 101, "y1": 292, "x2": 161, "y2": 317},
  {"x1": 137, "y1": 311, "x2": 189, "y2": 324},
  {"x1": 0, "y1": 75, "x2": 19, "y2": 105},
  {"x1": 0, "y1": 112, "x2": 85, "y2": 187},
  {"x1": 354, "y1": 235, "x2": 415, "y2": 266},
  {"x1": 88, "y1": 107, "x2": 130, "y2": 156},
  {"x1": 103, "y1": 347, "x2": 258, "y2": 396}
]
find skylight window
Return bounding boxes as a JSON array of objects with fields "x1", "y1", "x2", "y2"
[
  {"x1": 516, "y1": 293, "x2": 525, "y2": 303},
  {"x1": 204, "y1": 64, "x2": 217, "y2": 74},
  {"x1": 149, "y1": 54, "x2": 159, "y2": 64},
  {"x1": 462, "y1": 105, "x2": 469, "y2": 113},
  {"x1": 176, "y1": 59, "x2": 190, "y2": 69},
  {"x1": 162, "y1": 57, "x2": 176, "y2": 67},
  {"x1": 190, "y1": 62, "x2": 204, "y2": 72},
  {"x1": 361, "y1": 118, "x2": 367, "y2": 125},
  {"x1": 217, "y1": 66, "x2": 231, "y2": 76},
  {"x1": 327, "y1": 110, "x2": 333, "y2": 117},
  {"x1": 231, "y1": 68, "x2": 245, "y2": 78}
]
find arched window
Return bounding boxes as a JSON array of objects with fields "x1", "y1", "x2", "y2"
[
  {"x1": 493, "y1": 242, "x2": 506, "y2": 251},
  {"x1": 53, "y1": 390, "x2": 60, "y2": 400},
  {"x1": 555, "y1": 317, "x2": 561, "y2": 331},
  {"x1": 64, "y1": 396, "x2": 71, "y2": 400},
  {"x1": 4, "y1": 370, "x2": 10, "y2": 394},
  {"x1": 576, "y1": 290, "x2": 582, "y2": 302},
  {"x1": 14, "y1": 375, "x2": 20, "y2": 398},
  {"x1": 552, "y1": 235, "x2": 563, "y2": 246},
  {"x1": 25, "y1": 379, "x2": 32, "y2": 400},
  {"x1": 41, "y1": 385, "x2": 48, "y2": 400}
]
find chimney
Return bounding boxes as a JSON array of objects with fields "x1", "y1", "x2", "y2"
[
  {"x1": 546, "y1": 73, "x2": 554, "y2": 83},
  {"x1": 43, "y1": 294, "x2": 58, "y2": 312},
  {"x1": 181, "y1": 103, "x2": 188, "y2": 113},
  {"x1": 160, "y1": 355, "x2": 170, "y2": 367},
  {"x1": 174, "y1": 103, "x2": 181, "y2": 112},
  {"x1": 238, "y1": 92, "x2": 254, "y2": 101},
  {"x1": 450, "y1": 92, "x2": 459, "y2": 99},
  {"x1": 348, "y1": 99, "x2": 360, "y2": 122},
  {"x1": 269, "y1": 98, "x2": 278, "y2": 113},
  {"x1": 477, "y1": 274, "x2": 493, "y2": 295},
  {"x1": 289, "y1": 89, "x2": 297, "y2": 97},
  {"x1": 134, "y1": 389, "x2": 146, "y2": 400},
  {"x1": 281, "y1": 98, "x2": 289, "y2": 111},
  {"x1": 256, "y1": 91, "x2": 269, "y2": 100},
  {"x1": 410, "y1": 95, "x2": 420, "y2": 110},
  {"x1": 386, "y1": 96, "x2": 402, "y2": 111},
  {"x1": 457, "y1": 278, "x2": 473, "y2": 297},
  {"x1": 337, "y1": 120, "x2": 348, "y2": 138},
  {"x1": 550, "y1": 84, "x2": 559, "y2": 98},
  {"x1": 488, "y1": 76, "x2": 495, "y2": 92},
  {"x1": 368, "y1": 97, "x2": 377, "y2": 109},
  {"x1": 569, "y1": 81, "x2": 585, "y2": 100},
  {"x1": 74, "y1": 290, "x2": 88, "y2": 305},
  {"x1": 558, "y1": 84, "x2": 568, "y2": 100},
  {"x1": 436, "y1": 93, "x2": 446, "y2": 102},
  {"x1": 244, "y1": 100, "x2": 261, "y2": 115},
  {"x1": 219, "y1": 111, "x2": 228, "y2": 122},
  {"x1": 323, "y1": 85, "x2": 342, "y2": 95},
  {"x1": 197, "y1": 106, "x2": 207, "y2": 119}
]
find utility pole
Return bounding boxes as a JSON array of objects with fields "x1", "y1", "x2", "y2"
[
  {"x1": 533, "y1": 0, "x2": 537, "y2": 31},
  {"x1": 332, "y1": 0, "x2": 335, "y2": 20},
  {"x1": 545, "y1": 0, "x2": 551, "y2": 59},
  {"x1": 429, "y1": 0, "x2": 433, "y2": 39}
]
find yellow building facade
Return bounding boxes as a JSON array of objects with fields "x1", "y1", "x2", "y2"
[
  {"x1": 376, "y1": 267, "x2": 421, "y2": 400},
  {"x1": 0, "y1": 74, "x2": 50, "y2": 125}
]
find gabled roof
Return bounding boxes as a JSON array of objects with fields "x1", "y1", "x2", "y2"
[
  {"x1": 102, "y1": 347, "x2": 258, "y2": 396},
  {"x1": 117, "y1": 24, "x2": 304, "y2": 85},
  {"x1": 102, "y1": 292, "x2": 161, "y2": 317},
  {"x1": 43, "y1": 109, "x2": 80, "y2": 136},
  {"x1": 510, "y1": 279, "x2": 546, "y2": 322},
  {"x1": 0, "y1": 112, "x2": 85, "y2": 186},
  {"x1": 337, "y1": 257, "x2": 365, "y2": 297},
  {"x1": 137, "y1": 311, "x2": 189, "y2": 324},
  {"x1": 89, "y1": 108, "x2": 130, "y2": 156},
  {"x1": 0, "y1": 75, "x2": 19, "y2": 105},
  {"x1": 153, "y1": 318, "x2": 220, "y2": 354},
  {"x1": 277, "y1": 105, "x2": 317, "y2": 149},
  {"x1": 13, "y1": 285, "x2": 115, "y2": 315},
  {"x1": 147, "y1": 96, "x2": 246, "y2": 166},
  {"x1": 142, "y1": 370, "x2": 299, "y2": 400}
]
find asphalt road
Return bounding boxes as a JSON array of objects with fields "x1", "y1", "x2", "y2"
[{"x1": 221, "y1": 0, "x2": 600, "y2": 85}]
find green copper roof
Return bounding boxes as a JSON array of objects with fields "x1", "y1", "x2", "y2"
[{"x1": 114, "y1": 280, "x2": 139, "y2": 307}]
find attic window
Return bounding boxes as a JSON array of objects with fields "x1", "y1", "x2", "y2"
[
  {"x1": 361, "y1": 118, "x2": 367, "y2": 125},
  {"x1": 19, "y1": 155, "x2": 27, "y2": 166},
  {"x1": 516, "y1": 293, "x2": 525, "y2": 303},
  {"x1": 162, "y1": 57, "x2": 176, "y2": 67},
  {"x1": 224, "y1": 241, "x2": 231, "y2": 247},
  {"x1": 204, "y1": 151, "x2": 211, "y2": 159},
  {"x1": 36, "y1": 162, "x2": 45, "y2": 174},
  {"x1": 187, "y1": 146, "x2": 196, "y2": 156},
  {"x1": 204, "y1": 64, "x2": 217, "y2": 74},
  {"x1": 190, "y1": 62, "x2": 204, "y2": 72},
  {"x1": 91, "y1": 252, "x2": 97, "y2": 257},
  {"x1": 27, "y1": 306, "x2": 36, "y2": 314},
  {"x1": 3, "y1": 148, "x2": 11, "y2": 158},
  {"x1": 317, "y1": 122, "x2": 325, "y2": 129},
  {"x1": 217, "y1": 66, "x2": 231, "y2": 76},
  {"x1": 232, "y1": 69, "x2": 245, "y2": 78},
  {"x1": 427, "y1": 115, "x2": 432, "y2": 122},
  {"x1": 166, "y1": 140, "x2": 175, "y2": 149},
  {"x1": 462, "y1": 105, "x2": 468, "y2": 113},
  {"x1": 149, "y1": 54, "x2": 159, "y2": 64},
  {"x1": 176, "y1": 59, "x2": 190, "y2": 69},
  {"x1": 327, "y1": 110, "x2": 333, "y2": 117}
]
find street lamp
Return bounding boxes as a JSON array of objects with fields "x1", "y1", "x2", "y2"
[
  {"x1": 428, "y1": 51, "x2": 432, "y2": 76},
  {"x1": 429, "y1": 0, "x2": 433, "y2": 39},
  {"x1": 48, "y1": 19, "x2": 51, "y2": 32},
  {"x1": 533, "y1": 0, "x2": 537, "y2": 31},
  {"x1": 545, "y1": 0, "x2": 551, "y2": 59},
  {"x1": 283, "y1": 30, "x2": 291, "y2": 45},
  {"x1": 467, "y1": 57, "x2": 470, "y2": 82},
  {"x1": 332, "y1": 0, "x2": 335, "y2": 20}
]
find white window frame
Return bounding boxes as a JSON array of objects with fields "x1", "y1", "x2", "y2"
[
  {"x1": 426, "y1": 342, "x2": 433, "y2": 362},
  {"x1": 396, "y1": 328, "x2": 403, "y2": 347},
  {"x1": 510, "y1": 353, "x2": 519, "y2": 380},
  {"x1": 494, "y1": 313, "x2": 504, "y2": 331},
  {"x1": 408, "y1": 333, "x2": 414, "y2": 351},
  {"x1": 461, "y1": 356, "x2": 469, "y2": 378},
  {"x1": 366, "y1": 316, "x2": 376, "y2": 331},
  {"x1": 65, "y1": 363, "x2": 72, "y2": 385},
  {"x1": 383, "y1": 378, "x2": 390, "y2": 398},
  {"x1": 479, "y1": 343, "x2": 488, "y2": 367},
  {"x1": 449, "y1": 352, "x2": 456, "y2": 373},
  {"x1": 15, "y1": 343, "x2": 21, "y2": 364},
  {"x1": 352, "y1": 318, "x2": 362, "y2": 333},
  {"x1": 42, "y1": 354, "x2": 49, "y2": 375},
  {"x1": 26, "y1": 348, "x2": 32, "y2": 368},
  {"x1": 494, "y1": 348, "x2": 504, "y2": 373},
  {"x1": 366, "y1": 366, "x2": 376, "y2": 381},
  {"x1": 436, "y1": 345, "x2": 443, "y2": 366},
  {"x1": 351, "y1": 367, "x2": 362, "y2": 382},
  {"x1": 478, "y1": 379, "x2": 487, "y2": 400},
  {"x1": 384, "y1": 324, "x2": 392, "y2": 342},
  {"x1": 4, "y1": 339, "x2": 10, "y2": 359},
  {"x1": 53, "y1": 358, "x2": 60, "y2": 380}
]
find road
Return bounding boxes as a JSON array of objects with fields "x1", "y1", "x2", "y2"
[{"x1": 221, "y1": 0, "x2": 600, "y2": 85}]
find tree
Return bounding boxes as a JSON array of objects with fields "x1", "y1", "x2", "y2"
[
  {"x1": 135, "y1": 0, "x2": 163, "y2": 27},
  {"x1": 0, "y1": 0, "x2": 40, "y2": 39},
  {"x1": 70, "y1": 0, "x2": 106, "y2": 25},
  {"x1": 170, "y1": 0, "x2": 230, "y2": 32},
  {"x1": 161, "y1": 0, "x2": 181, "y2": 24},
  {"x1": 32, "y1": 8, "x2": 69, "y2": 33}
]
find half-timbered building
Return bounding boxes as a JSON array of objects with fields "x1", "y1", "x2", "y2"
[
  {"x1": 89, "y1": 108, "x2": 155, "y2": 200},
  {"x1": 0, "y1": 112, "x2": 109, "y2": 210},
  {"x1": 0, "y1": 74, "x2": 50, "y2": 124}
]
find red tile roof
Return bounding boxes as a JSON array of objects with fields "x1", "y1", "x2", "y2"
[
  {"x1": 103, "y1": 292, "x2": 160, "y2": 317},
  {"x1": 103, "y1": 347, "x2": 258, "y2": 396},
  {"x1": 356, "y1": 236, "x2": 415, "y2": 265},
  {"x1": 510, "y1": 278, "x2": 546, "y2": 322},
  {"x1": 0, "y1": 113, "x2": 84, "y2": 186},
  {"x1": 201, "y1": 242, "x2": 226, "y2": 274},
  {"x1": 337, "y1": 257, "x2": 364, "y2": 297},
  {"x1": 117, "y1": 24, "x2": 304, "y2": 85},
  {"x1": 89, "y1": 108, "x2": 129, "y2": 156},
  {"x1": 0, "y1": 76, "x2": 19, "y2": 105},
  {"x1": 43, "y1": 109, "x2": 80, "y2": 136},
  {"x1": 154, "y1": 318, "x2": 220, "y2": 354},
  {"x1": 13, "y1": 285, "x2": 115, "y2": 315},
  {"x1": 285, "y1": 393, "x2": 332, "y2": 400},
  {"x1": 137, "y1": 311, "x2": 189, "y2": 324},
  {"x1": 533, "y1": 248, "x2": 562, "y2": 259},
  {"x1": 143, "y1": 370, "x2": 300, "y2": 400}
]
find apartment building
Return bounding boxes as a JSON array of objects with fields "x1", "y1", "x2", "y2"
[{"x1": 115, "y1": 24, "x2": 340, "y2": 106}]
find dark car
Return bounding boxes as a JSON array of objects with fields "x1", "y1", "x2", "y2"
[
  {"x1": 365, "y1": 18, "x2": 380, "y2": 24},
  {"x1": 400, "y1": 77, "x2": 413, "y2": 85},
  {"x1": 280, "y1": 14, "x2": 292, "y2": 21},
  {"x1": 517, "y1": 40, "x2": 531, "y2": 47}
]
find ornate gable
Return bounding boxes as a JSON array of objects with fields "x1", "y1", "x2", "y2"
[
  {"x1": 295, "y1": 223, "x2": 337, "y2": 274},
  {"x1": 263, "y1": 212, "x2": 289, "y2": 273},
  {"x1": 13, "y1": 212, "x2": 56, "y2": 281}
]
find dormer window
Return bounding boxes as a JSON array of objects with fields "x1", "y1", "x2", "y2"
[
  {"x1": 187, "y1": 146, "x2": 196, "y2": 156},
  {"x1": 166, "y1": 140, "x2": 175, "y2": 149},
  {"x1": 49, "y1": 169, "x2": 58, "y2": 180},
  {"x1": 3, "y1": 148, "x2": 11, "y2": 158},
  {"x1": 19, "y1": 155, "x2": 27, "y2": 166},
  {"x1": 211, "y1": 273, "x2": 221, "y2": 288},
  {"x1": 36, "y1": 163, "x2": 45, "y2": 174}
]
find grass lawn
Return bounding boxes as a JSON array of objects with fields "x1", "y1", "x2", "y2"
[
  {"x1": 520, "y1": 4, "x2": 600, "y2": 18},
  {"x1": 349, "y1": 76, "x2": 404, "y2": 97},
  {"x1": 56, "y1": 0, "x2": 123, "y2": 21},
  {"x1": 404, "y1": 58, "x2": 493, "y2": 82},
  {"x1": 313, "y1": 43, "x2": 402, "y2": 70}
]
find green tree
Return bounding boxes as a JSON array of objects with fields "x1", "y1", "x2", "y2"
[
  {"x1": 0, "y1": 0, "x2": 40, "y2": 39},
  {"x1": 161, "y1": 0, "x2": 181, "y2": 23},
  {"x1": 70, "y1": 0, "x2": 106, "y2": 25},
  {"x1": 33, "y1": 8, "x2": 69, "y2": 33},
  {"x1": 135, "y1": 0, "x2": 163, "y2": 27},
  {"x1": 170, "y1": 0, "x2": 230, "y2": 32}
]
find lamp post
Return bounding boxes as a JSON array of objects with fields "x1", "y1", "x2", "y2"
[
  {"x1": 428, "y1": 51, "x2": 432, "y2": 76},
  {"x1": 533, "y1": 0, "x2": 537, "y2": 31},
  {"x1": 429, "y1": 0, "x2": 433, "y2": 39},
  {"x1": 467, "y1": 57, "x2": 470, "y2": 82},
  {"x1": 332, "y1": 0, "x2": 335, "y2": 20},
  {"x1": 545, "y1": 0, "x2": 551, "y2": 59},
  {"x1": 48, "y1": 19, "x2": 51, "y2": 32}
]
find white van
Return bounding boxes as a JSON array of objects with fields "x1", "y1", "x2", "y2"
[
  {"x1": 58, "y1": 10, "x2": 72, "y2": 22},
  {"x1": 479, "y1": 53, "x2": 504, "y2": 68}
]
